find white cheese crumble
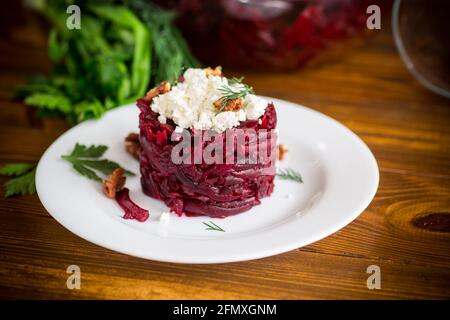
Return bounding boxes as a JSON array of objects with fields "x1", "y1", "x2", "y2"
[
  {"x1": 157, "y1": 115, "x2": 167, "y2": 124},
  {"x1": 157, "y1": 212, "x2": 171, "y2": 237},
  {"x1": 150, "y1": 68, "x2": 267, "y2": 133},
  {"x1": 159, "y1": 212, "x2": 171, "y2": 223}
]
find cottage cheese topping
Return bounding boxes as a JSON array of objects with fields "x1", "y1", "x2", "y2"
[{"x1": 150, "y1": 68, "x2": 267, "y2": 133}]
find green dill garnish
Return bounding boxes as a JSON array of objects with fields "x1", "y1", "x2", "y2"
[
  {"x1": 61, "y1": 143, "x2": 135, "y2": 182},
  {"x1": 203, "y1": 221, "x2": 225, "y2": 232},
  {"x1": 228, "y1": 76, "x2": 245, "y2": 85},
  {"x1": 276, "y1": 168, "x2": 303, "y2": 183},
  {"x1": 216, "y1": 77, "x2": 254, "y2": 113}
]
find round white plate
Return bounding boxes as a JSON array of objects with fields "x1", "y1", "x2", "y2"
[{"x1": 36, "y1": 97, "x2": 379, "y2": 264}]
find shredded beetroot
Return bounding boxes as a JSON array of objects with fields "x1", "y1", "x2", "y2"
[
  {"x1": 115, "y1": 188, "x2": 149, "y2": 222},
  {"x1": 137, "y1": 97, "x2": 277, "y2": 218}
]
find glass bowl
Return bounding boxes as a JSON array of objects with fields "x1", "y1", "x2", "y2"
[{"x1": 157, "y1": 0, "x2": 380, "y2": 70}]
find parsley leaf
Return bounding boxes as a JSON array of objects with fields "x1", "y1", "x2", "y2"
[
  {"x1": 75, "y1": 159, "x2": 135, "y2": 176},
  {"x1": 0, "y1": 164, "x2": 37, "y2": 197},
  {"x1": 21, "y1": 1, "x2": 198, "y2": 124},
  {"x1": 0, "y1": 163, "x2": 34, "y2": 176},
  {"x1": 68, "y1": 143, "x2": 108, "y2": 158},
  {"x1": 62, "y1": 143, "x2": 135, "y2": 182},
  {"x1": 24, "y1": 93, "x2": 72, "y2": 114},
  {"x1": 72, "y1": 163, "x2": 102, "y2": 182}
]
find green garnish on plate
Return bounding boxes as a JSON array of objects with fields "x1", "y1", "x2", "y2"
[{"x1": 61, "y1": 143, "x2": 135, "y2": 182}]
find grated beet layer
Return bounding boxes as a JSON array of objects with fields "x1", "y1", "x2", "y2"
[{"x1": 137, "y1": 98, "x2": 277, "y2": 218}]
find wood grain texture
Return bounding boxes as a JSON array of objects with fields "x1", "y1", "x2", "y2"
[{"x1": 0, "y1": 9, "x2": 449, "y2": 299}]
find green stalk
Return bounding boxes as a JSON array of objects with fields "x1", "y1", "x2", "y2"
[{"x1": 88, "y1": 4, "x2": 151, "y2": 99}]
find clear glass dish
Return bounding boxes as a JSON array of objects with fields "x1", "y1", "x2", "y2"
[
  {"x1": 157, "y1": 0, "x2": 377, "y2": 70},
  {"x1": 392, "y1": 0, "x2": 450, "y2": 98}
]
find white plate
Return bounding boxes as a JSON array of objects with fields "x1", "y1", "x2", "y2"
[{"x1": 36, "y1": 97, "x2": 379, "y2": 264}]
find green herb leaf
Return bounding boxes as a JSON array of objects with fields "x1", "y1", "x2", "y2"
[
  {"x1": 228, "y1": 77, "x2": 245, "y2": 85},
  {"x1": 72, "y1": 163, "x2": 102, "y2": 182},
  {"x1": 88, "y1": 4, "x2": 151, "y2": 99},
  {"x1": 24, "y1": 93, "x2": 72, "y2": 114},
  {"x1": 0, "y1": 163, "x2": 35, "y2": 176},
  {"x1": 74, "y1": 100, "x2": 105, "y2": 122},
  {"x1": 48, "y1": 29, "x2": 66, "y2": 62},
  {"x1": 62, "y1": 143, "x2": 135, "y2": 182},
  {"x1": 77, "y1": 159, "x2": 135, "y2": 176},
  {"x1": 217, "y1": 79, "x2": 254, "y2": 113},
  {"x1": 203, "y1": 221, "x2": 225, "y2": 232},
  {"x1": 69, "y1": 143, "x2": 108, "y2": 158},
  {"x1": 20, "y1": 1, "x2": 199, "y2": 124},
  {"x1": 276, "y1": 168, "x2": 304, "y2": 183},
  {"x1": 3, "y1": 167, "x2": 36, "y2": 197},
  {"x1": 127, "y1": 0, "x2": 200, "y2": 83}
]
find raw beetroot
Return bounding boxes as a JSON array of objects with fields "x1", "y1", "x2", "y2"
[{"x1": 137, "y1": 98, "x2": 277, "y2": 218}]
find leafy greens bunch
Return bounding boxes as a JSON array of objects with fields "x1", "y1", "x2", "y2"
[{"x1": 20, "y1": 0, "x2": 199, "y2": 123}]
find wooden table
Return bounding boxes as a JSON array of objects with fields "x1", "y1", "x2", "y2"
[{"x1": 0, "y1": 8, "x2": 449, "y2": 299}]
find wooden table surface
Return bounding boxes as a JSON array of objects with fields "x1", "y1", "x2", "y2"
[{"x1": 0, "y1": 8, "x2": 449, "y2": 299}]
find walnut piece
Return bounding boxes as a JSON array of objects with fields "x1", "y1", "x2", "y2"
[
  {"x1": 102, "y1": 168, "x2": 126, "y2": 199},
  {"x1": 125, "y1": 132, "x2": 140, "y2": 160},
  {"x1": 204, "y1": 66, "x2": 222, "y2": 76},
  {"x1": 143, "y1": 81, "x2": 171, "y2": 102},
  {"x1": 278, "y1": 144, "x2": 288, "y2": 161},
  {"x1": 214, "y1": 98, "x2": 243, "y2": 112}
]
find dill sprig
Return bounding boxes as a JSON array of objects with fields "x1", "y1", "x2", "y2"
[
  {"x1": 216, "y1": 77, "x2": 254, "y2": 113},
  {"x1": 203, "y1": 221, "x2": 225, "y2": 232},
  {"x1": 276, "y1": 168, "x2": 303, "y2": 183},
  {"x1": 228, "y1": 77, "x2": 245, "y2": 85}
]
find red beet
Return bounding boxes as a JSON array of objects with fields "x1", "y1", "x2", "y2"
[
  {"x1": 115, "y1": 188, "x2": 150, "y2": 222},
  {"x1": 137, "y1": 98, "x2": 277, "y2": 218}
]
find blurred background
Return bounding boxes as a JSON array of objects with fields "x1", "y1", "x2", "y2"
[
  {"x1": 155, "y1": 0, "x2": 387, "y2": 70},
  {"x1": 1, "y1": 0, "x2": 449, "y2": 113},
  {"x1": 1, "y1": 0, "x2": 449, "y2": 112}
]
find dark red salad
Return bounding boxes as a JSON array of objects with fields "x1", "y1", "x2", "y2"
[{"x1": 136, "y1": 67, "x2": 277, "y2": 218}]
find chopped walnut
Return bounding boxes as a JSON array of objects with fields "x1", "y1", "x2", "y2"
[
  {"x1": 143, "y1": 81, "x2": 171, "y2": 102},
  {"x1": 125, "y1": 132, "x2": 140, "y2": 160},
  {"x1": 102, "y1": 168, "x2": 126, "y2": 199},
  {"x1": 214, "y1": 98, "x2": 243, "y2": 112},
  {"x1": 278, "y1": 144, "x2": 288, "y2": 161},
  {"x1": 204, "y1": 66, "x2": 222, "y2": 76}
]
